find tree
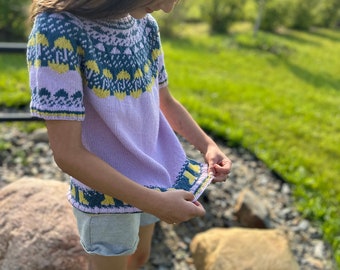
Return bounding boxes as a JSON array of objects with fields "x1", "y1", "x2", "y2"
[
  {"x1": 253, "y1": 0, "x2": 266, "y2": 37},
  {"x1": 0, "y1": 0, "x2": 30, "y2": 41},
  {"x1": 202, "y1": 0, "x2": 246, "y2": 34},
  {"x1": 259, "y1": 0, "x2": 291, "y2": 32},
  {"x1": 314, "y1": 0, "x2": 340, "y2": 28},
  {"x1": 288, "y1": 0, "x2": 319, "y2": 30}
]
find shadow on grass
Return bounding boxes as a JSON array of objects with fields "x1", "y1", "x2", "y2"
[
  {"x1": 309, "y1": 28, "x2": 340, "y2": 43},
  {"x1": 283, "y1": 60, "x2": 340, "y2": 91}
]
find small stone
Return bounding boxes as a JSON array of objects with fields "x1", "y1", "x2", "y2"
[
  {"x1": 298, "y1": 220, "x2": 310, "y2": 231},
  {"x1": 305, "y1": 256, "x2": 324, "y2": 269},
  {"x1": 314, "y1": 241, "x2": 325, "y2": 259},
  {"x1": 281, "y1": 183, "x2": 291, "y2": 194}
]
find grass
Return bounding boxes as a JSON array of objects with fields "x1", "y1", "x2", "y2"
[
  {"x1": 0, "y1": 54, "x2": 29, "y2": 107},
  {"x1": 0, "y1": 23, "x2": 339, "y2": 266},
  {"x1": 161, "y1": 24, "x2": 340, "y2": 266}
]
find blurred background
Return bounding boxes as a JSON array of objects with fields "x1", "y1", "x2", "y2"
[{"x1": 0, "y1": 0, "x2": 339, "y2": 267}]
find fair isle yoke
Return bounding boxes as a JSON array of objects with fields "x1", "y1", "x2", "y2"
[{"x1": 27, "y1": 12, "x2": 167, "y2": 120}]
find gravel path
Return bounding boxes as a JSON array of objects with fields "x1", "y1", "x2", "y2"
[{"x1": 0, "y1": 125, "x2": 336, "y2": 270}]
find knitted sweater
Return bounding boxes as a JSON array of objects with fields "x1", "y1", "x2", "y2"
[{"x1": 27, "y1": 12, "x2": 212, "y2": 214}]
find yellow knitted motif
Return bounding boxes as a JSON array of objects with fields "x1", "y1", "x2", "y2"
[
  {"x1": 27, "y1": 37, "x2": 35, "y2": 47},
  {"x1": 117, "y1": 70, "x2": 130, "y2": 80},
  {"x1": 71, "y1": 185, "x2": 76, "y2": 197},
  {"x1": 54, "y1": 37, "x2": 73, "y2": 51},
  {"x1": 93, "y1": 87, "x2": 110, "y2": 98},
  {"x1": 101, "y1": 194, "x2": 115, "y2": 206},
  {"x1": 34, "y1": 60, "x2": 41, "y2": 68},
  {"x1": 144, "y1": 63, "x2": 150, "y2": 73},
  {"x1": 77, "y1": 46, "x2": 85, "y2": 56},
  {"x1": 134, "y1": 68, "x2": 143, "y2": 79},
  {"x1": 184, "y1": 170, "x2": 196, "y2": 185},
  {"x1": 103, "y1": 68, "x2": 113, "y2": 79},
  {"x1": 131, "y1": 89, "x2": 142, "y2": 99},
  {"x1": 188, "y1": 163, "x2": 200, "y2": 174},
  {"x1": 85, "y1": 60, "x2": 100, "y2": 73},
  {"x1": 146, "y1": 77, "x2": 155, "y2": 92},
  {"x1": 114, "y1": 92, "x2": 127, "y2": 100},
  {"x1": 152, "y1": 49, "x2": 161, "y2": 61},
  {"x1": 78, "y1": 190, "x2": 90, "y2": 205},
  {"x1": 36, "y1": 32, "x2": 49, "y2": 47},
  {"x1": 31, "y1": 109, "x2": 83, "y2": 119},
  {"x1": 48, "y1": 61, "x2": 70, "y2": 74}
]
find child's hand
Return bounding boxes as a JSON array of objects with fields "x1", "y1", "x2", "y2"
[
  {"x1": 152, "y1": 190, "x2": 206, "y2": 224},
  {"x1": 204, "y1": 145, "x2": 232, "y2": 183}
]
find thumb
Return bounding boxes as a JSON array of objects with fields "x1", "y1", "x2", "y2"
[{"x1": 208, "y1": 160, "x2": 217, "y2": 175}]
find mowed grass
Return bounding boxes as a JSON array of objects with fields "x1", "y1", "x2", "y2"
[
  {"x1": 162, "y1": 25, "x2": 340, "y2": 265},
  {"x1": 0, "y1": 25, "x2": 339, "y2": 265},
  {"x1": 0, "y1": 54, "x2": 29, "y2": 107}
]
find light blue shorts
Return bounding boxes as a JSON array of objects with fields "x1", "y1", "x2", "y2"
[{"x1": 73, "y1": 208, "x2": 159, "y2": 256}]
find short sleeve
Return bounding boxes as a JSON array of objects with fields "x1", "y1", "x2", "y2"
[
  {"x1": 145, "y1": 15, "x2": 168, "y2": 89},
  {"x1": 158, "y1": 51, "x2": 168, "y2": 89},
  {"x1": 27, "y1": 12, "x2": 85, "y2": 120}
]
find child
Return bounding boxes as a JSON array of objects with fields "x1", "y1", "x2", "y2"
[{"x1": 27, "y1": 0, "x2": 232, "y2": 269}]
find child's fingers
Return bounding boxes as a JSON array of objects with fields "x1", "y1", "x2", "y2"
[
  {"x1": 209, "y1": 158, "x2": 232, "y2": 182},
  {"x1": 213, "y1": 159, "x2": 232, "y2": 173}
]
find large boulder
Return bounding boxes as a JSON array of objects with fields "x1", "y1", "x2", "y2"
[
  {"x1": 0, "y1": 177, "x2": 88, "y2": 270},
  {"x1": 190, "y1": 228, "x2": 300, "y2": 270}
]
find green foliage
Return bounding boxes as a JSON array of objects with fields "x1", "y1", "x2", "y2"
[
  {"x1": 153, "y1": 1, "x2": 190, "y2": 37},
  {"x1": 313, "y1": 0, "x2": 340, "y2": 28},
  {"x1": 287, "y1": 0, "x2": 319, "y2": 30},
  {"x1": 201, "y1": 0, "x2": 247, "y2": 34},
  {"x1": 252, "y1": 0, "x2": 340, "y2": 32},
  {"x1": 0, "y1": 0, "x2": 30, "y2": 41},
  {"x1": 259, "y1": 0, "x2": 291, "y2": 31},
  {"x1": 161, "y1": 25, "x2": 340, "y2": 266},
  {"x1": 1, "y1": 0, "x2": 339, "y2": 42}
]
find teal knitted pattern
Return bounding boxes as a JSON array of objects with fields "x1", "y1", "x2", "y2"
[
  {"x1": 70, "y1": 159, "x2": 213, "y2": 214},
  {"x1": 27, "y1": 12, "x2": 167, "y2": 119}
]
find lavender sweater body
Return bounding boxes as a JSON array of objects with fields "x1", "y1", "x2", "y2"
[{"x1": 28, "y1": 12, "x2": 211, "y2": 214}]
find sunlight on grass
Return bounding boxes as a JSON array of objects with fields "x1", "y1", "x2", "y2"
[
  {"x1": 162, "y1": 26, "x2": 340, "y2": 265},
  {"x1": 1, "y1": 24, "x2": 340, "y2": 266},
  {"x1": 0, "y1": 54, "x2": 30, "y2": 107}
]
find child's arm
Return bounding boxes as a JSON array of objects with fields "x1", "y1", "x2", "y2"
[
  {"x1": 45, "y1": 120, "x2": 205, "y2": 223},
  {"x1": 159, "y1": 86, "x2": 232, "y2": 182}
]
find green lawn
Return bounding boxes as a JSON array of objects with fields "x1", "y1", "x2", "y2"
[
  {"x1": 0, "y1": 25, "x2": 339, "y2": 266},
  {"x1": 0, "y1": 54, "x2": 29, "y2": 107},
  {"x1": 162, "y1": 25, "x2": 340, "y2": 265}
]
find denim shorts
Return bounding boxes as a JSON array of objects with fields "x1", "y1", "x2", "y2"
[{"x1": 73, "y1": 208, "x2": 159, "y2": 256}]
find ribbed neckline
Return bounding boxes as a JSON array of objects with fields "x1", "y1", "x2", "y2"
[{"x1": 92, "y1": 14, "x2": 136, "y2": 28}]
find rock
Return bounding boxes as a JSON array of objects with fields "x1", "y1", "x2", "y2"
[
  {"x1": 190, "y1": 228, "x2": 300, "y2": 270},
  {"x1": 234, "y1": 188, "x2": 271, "y2": 228},
  {"x1": 0, "y1": 177, "x2": 88, "y2": 270}
]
